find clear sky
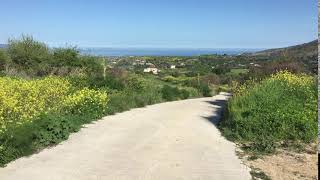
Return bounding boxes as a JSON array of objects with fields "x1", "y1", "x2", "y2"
[{"x1": 0, "y1": 0, "x2": 317, "y2": 48}]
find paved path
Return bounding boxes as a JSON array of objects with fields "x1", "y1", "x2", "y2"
[{"x1": 0, "y1": 93, "x2": 251, "y2": 180}]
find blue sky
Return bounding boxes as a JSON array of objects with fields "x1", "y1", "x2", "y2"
[{"x1": 0, "y1": 0, "x2": 317, "y2": 48}]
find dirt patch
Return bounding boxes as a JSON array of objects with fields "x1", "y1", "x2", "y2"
[{"x1": 238, "y1": 144, "x2": 318, "y2": 180}]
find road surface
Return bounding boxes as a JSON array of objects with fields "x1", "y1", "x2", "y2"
[{"x1": 0, "y1": 93, "x2": 251, "y2": 180}]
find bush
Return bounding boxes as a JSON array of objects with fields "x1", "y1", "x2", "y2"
[
  {"x1": 79, "y1": 56, "x2": 104, "y2": 76},
  {"x1": 52, "y1": 47, "x2": 79, "y2": 67},
  {"x1": 161, "y1": 85, "x2": 198, "y2": 101},
  {"x1": 161, "y1": 85, "x2": 181, "y2": 101},
  {"x1": 7, "y1": 35, "x2": 51, "y2": 75},
  {"x1": 220, "y1": 71, "x2": 317, "y2": 153},
  {"x1": 69, "y1": 76, "x2": 126, "y2": 92},
  {"x1": 182, "y1": 87, "x2": 201, "y2": 97},
  {"x1": 3, "y1": 35, "x2": 104, "y2": 77},
  {"x1": 106, "y1": 88, "x2": 163, "y2": 115},
  {"x1": 126, "y1": 76, "x2": 148, "y2": 92},
  {"x1": 198, "y1": 83, "x2": 212, "y2": 97},
  {"x1": 179, "y1": 89, "x2": 190, "y2": 99}
]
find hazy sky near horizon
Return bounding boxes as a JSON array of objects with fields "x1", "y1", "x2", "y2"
[{"x1": 0, "y1": 0, "x2": 317, "y2": 48}]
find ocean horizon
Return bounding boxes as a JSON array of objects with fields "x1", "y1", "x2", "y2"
[{"x1": 79, "y1": 47, "x2": 262, "y2": 57}]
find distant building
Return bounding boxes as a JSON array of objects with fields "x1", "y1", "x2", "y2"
[
  {"x1": 249, "y1": 62, "x2": 261, "y2": 67},
  {"x1": 170, "y1": 65, "x2": 176, "y2": 69},
  {"x1": 143, "y1": 68, "x2": 159, "y2": 74}
]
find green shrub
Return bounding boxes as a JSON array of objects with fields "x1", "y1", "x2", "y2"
[
  {"x1": 7, "y1": 35, "x2": 51, "y2": 75},
  {"x1": 161, "y1": 85, "x2": 181, "y2": 101},
  {"x1": 52, "y1": 47, "x2": 79, "y2": 67},
  {"x1": 198, "y1": 83, "x2": 212, "y2": 97},
  {"x1": 220, "y1": 71, "x2": 317, "y2": 153},
  {"x1": 181, "y1": 87, "x2": 201, "y2": 97},
  {"x1": 67, "y1": 76, "x2": 125, "y2": 92},
  {"x1": 179, "y1": 89, "x2": 190, "y2": 99},
  {"x1": 106, "y1": 88, "x2": 163, "y2": 115},
  {"x1": 126, "y1": 76, "x2": 147, "y2": 92}
]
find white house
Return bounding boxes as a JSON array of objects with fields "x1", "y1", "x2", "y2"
[
  {"x1": 143, "y1": 68, "x2": 159, "y2": 74},
  {"x1": 170, "y1": 65, "x2": 176, "y2": 69}
]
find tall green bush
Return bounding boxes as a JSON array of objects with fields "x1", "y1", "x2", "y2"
[
  {"x1": 7, "y1": 35, "x2": 51, "y2": 75},
  {"x1": 220, "y1": 71, "x2": 317, "y2": 153}
]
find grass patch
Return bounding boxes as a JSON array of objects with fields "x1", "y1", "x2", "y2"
[{"x1": 227, "y1": 68, "x2": 249, "y2": 75}]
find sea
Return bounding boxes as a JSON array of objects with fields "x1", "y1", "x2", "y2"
[{"x1": 79, "y1": 47, "x2": 261, "y2": 57}]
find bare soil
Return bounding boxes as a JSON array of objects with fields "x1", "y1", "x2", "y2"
[{"x1": 239, "y1": 144, "x2": 318, "y2": 180}]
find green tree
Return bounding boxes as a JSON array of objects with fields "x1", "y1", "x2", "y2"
[
  {"x1": 7, "y1": 35, "x2": 51, "y2": 74},
  {"x1": 52, "y1": 47, "x2": 80, "y2": 67},
  {"x1": 79, "y1": 56, "x2": 104, "y2": 76}
]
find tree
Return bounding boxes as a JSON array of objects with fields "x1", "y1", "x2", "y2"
[
  {"x1": 7, "y1": 35, "x2": 51, "y2": 74},
  {"x1": 52, "y1": 47, "x2": 80, "y2": 67},
  {"x1": 79, "y1": 56, "x2": 104, "y2": 76}
]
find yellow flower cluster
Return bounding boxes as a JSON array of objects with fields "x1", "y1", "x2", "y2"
[
  {"x1": 63, "y1": 88, "x2": 108, "y2": 114},
  {"x1": 0, "y1": 77, "x2": 72, "y2": 130},
  {"x1": 270, "y1": 70, "x2": 314, "y2": 88},
  {"x1": 0, "y1": 77, "x2": 110, "y2": 131},
  {"x1": 233, "y1": 71, "x2": 315, "y2": 97},
  {"x1": 232, "y1": 79, "x2": 256, "y2": 97}
]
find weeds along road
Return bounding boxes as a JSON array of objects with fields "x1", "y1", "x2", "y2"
[{"x1": 0, "y1": 92, "x2": 251, "y2": 180}]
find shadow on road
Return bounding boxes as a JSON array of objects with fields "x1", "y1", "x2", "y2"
[{"x1": 201, "y1": 99, "x2": 228, "y2": 126}]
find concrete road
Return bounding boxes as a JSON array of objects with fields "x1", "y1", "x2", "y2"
[{"x1": 0, "y1": 93, "x2": 251, "y2": 180}]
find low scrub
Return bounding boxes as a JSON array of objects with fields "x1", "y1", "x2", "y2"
[{"x1": 220, "y1": 71, "x2": 317, "y2": 153}]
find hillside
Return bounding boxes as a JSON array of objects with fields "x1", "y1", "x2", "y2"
[
  {"x1": 250, "y1": 40, "x2": 318, "y2": 73},
  {"x1": 252, "y1": 40, "x2": 317, "y2": 58}
]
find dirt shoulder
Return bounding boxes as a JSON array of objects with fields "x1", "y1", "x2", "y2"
[{"x1": 237, "y1": 144, "x2": 318, "y2": 180}]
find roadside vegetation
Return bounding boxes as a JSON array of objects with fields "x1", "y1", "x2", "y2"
[
  {"x1": 220, "y1": 71, "x2": 317, "y2": 153},
  {"x1": 0, "y1": 35, "x2": 317, "y2": 177},
  {"x1": 0, "y1": 35, "x2": 210, "y2": 166}
]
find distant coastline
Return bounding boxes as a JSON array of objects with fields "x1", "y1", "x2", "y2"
[
  {"x1": 79, "y1": 47, "x2": 262, "y2": 57},
  {"x1": 0, "y1": 44, "x2": 262, "y2": 57},
  {"x1": 0, "y1": 44, "x2": 7, "y2": 48}
]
